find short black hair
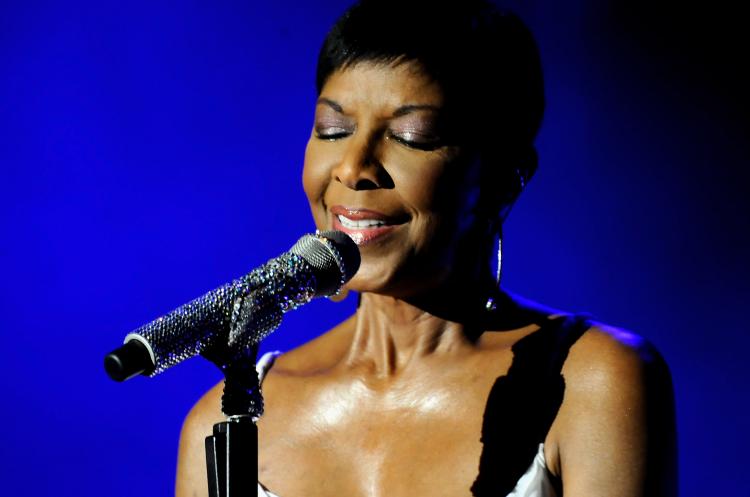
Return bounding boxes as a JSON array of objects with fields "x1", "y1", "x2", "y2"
[{"x1": 316, "y1": 0, "x2": 545, "y2": 208}]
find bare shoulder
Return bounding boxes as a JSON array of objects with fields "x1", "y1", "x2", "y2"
[
  {"x1": 548, "y1": 320, "x2": 677, "y2": 496},
  {"x1": 176, "y1": 313, "x2": 358, "y2": 496},
  {"x1": 175, "y1": 380, "x2": 224, "y2": 497},
  {"x1": 183, "y1": 380, "x2": 225, "y2": 431},
  {"x1": 562, "y1": 321, "x2": 668, "y2": 390},
  {"x1": 558, "y1": 320, "x2": 675, "y2": 434}
]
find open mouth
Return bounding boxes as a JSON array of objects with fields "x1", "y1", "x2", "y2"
[
  {"x1": 330, "y1": 205, "x2": 407, "y2": 245},
  {"x1": 336, "y1": 216, "x2": 388, "y2": 229}
]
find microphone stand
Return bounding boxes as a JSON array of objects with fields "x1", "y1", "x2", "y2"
[
  {"x1": 204, "y1": 348, "x2": 261, "y2": 497},
  {"x1": 202, "y1": 291, "x2": 266, "y2": 497}
]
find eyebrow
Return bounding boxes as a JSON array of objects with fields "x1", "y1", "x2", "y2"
[
  {"x1": 317, "y1": 97, "x2": 344, "y2": 113},
  {"x1": 392, "y1": 104, "x2": 441, "y2": 117},
  {"x1": 316, "y1": 98, "x2": 441, "y2": 117}
]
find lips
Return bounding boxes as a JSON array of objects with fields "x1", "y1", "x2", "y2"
[{"x1": 330, "y1": 205, "x2": 407, "y2": 245}]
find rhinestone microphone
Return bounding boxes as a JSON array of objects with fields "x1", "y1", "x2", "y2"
[{"x1": 104, "y1": 231, "x2": 359, "y2": 381}]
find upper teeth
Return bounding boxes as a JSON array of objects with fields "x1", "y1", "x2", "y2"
[{"x1": 338, "y1": 215, "x2": 386, "y2": 229}]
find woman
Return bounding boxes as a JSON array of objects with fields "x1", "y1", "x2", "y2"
[{"x1": 176, "y1": 1, "x2": 677, "y2": 495}]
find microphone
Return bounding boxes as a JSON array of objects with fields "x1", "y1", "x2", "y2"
[{"x1": 104, "y1": 230, "x2": 359, "y2": 382}]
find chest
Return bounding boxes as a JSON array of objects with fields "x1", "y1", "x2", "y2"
[
  {"x1": 261, "y1": 417, "x2": 483, "y2": 496},
  {"x1": 257, "y1": 359, "x2": 518, "y2": 497}
]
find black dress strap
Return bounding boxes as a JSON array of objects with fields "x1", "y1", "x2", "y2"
[{"x1": 471, "y1": 313, "x2": 592, "y2": 496}]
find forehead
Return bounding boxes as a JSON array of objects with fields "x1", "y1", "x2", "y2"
[{"x1": 318, "y1": 61, "x2": 445, "y2": 113}]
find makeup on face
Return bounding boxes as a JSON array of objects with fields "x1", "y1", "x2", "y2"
[
  {"x1": 302, "y1": 62, "x2": 478, "y2": 295},
  {"x1": 313, "y1": 98, "x2": 446, "y2": 151},
  {"x1": 330, "y1": 205, "x2": 409, "y2": 246}
]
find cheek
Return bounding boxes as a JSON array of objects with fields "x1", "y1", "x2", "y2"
[
  {"x1": 389, "y1": 148, "x2": 477, "y2": 221},
  {"x1": 430, "y1": 156, "x2": 481, "y2": 227},
  {"x1": 392, "y1": 151, "x2": 481, "y2": 259},
  {"x1": 302, "y1": 139, "x2": 330, "y2": 226}
]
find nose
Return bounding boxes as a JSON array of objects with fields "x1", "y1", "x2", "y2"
[{"x1": 331, "y1": 132, "x2": 392, "y2": 190}]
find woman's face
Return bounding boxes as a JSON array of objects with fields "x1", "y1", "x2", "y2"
[{"x1": 303, "y1": 61, "x2": 485, "y2": 297}]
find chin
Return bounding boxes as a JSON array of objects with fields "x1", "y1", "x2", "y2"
[
  {"x1": 345, "y1": 266, "x2": 397, "y2": 295},
  {"x1": 346, "y1": 264, "x2": 446, "y2": 300}
]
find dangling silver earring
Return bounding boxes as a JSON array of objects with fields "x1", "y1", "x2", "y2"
[
  {"x1": 485, "y1": 228, "x2": 503, "y2": 312},
  {"x1": 496, "y1": 235, "x2": 503, "y2": 287},
  {"x1": 484, "y1": 168, "x2": 525, "y2": 312}
]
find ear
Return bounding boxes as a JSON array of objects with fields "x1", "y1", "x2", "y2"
[{"x1": 479, "y1": 145, "x2": 537, "y2": 224}]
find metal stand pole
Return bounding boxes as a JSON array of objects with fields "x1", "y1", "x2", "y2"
[
  {"x1": 205, "y1": 416, "x2": 257, "y2": 497},
  {"x1": 203, "y1": 346, "x2": 263, "y2": 497}
]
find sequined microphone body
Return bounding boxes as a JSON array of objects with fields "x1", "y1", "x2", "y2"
[{"x1": 104, "y1": 231, "x2": 359, "y2": 382}]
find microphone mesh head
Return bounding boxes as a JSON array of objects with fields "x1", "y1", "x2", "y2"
[{"x1": 289, "y1": 230, "x2": 360, "y2": 296}]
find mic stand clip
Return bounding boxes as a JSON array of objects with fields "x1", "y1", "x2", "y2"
[{"x1": 203, "y1": 344, "x2": 262, "y2": 497}]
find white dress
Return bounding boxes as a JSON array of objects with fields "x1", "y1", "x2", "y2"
[{"x1": 254, "y1": 351, "x2": 558, "y2": 497}]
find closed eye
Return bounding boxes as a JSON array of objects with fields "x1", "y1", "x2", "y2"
[
  {"x1": 388, "y1": 131, "x2": 443, "y2": 151},
  {"x1": 315, "y1": 127, "x2": 352, "y2": 140}
]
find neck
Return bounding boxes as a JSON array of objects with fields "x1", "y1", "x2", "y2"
[
  {"x1": 343, "y1": 272, "x2": 503, "y2": 377},
  {"x1": 343, "y1": 293, "x2": 469, "y2": 376}
]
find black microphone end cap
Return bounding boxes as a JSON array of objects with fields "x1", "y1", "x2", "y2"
[{"x1": 104, "y1": 340, "x2": 154, "y2": 382}]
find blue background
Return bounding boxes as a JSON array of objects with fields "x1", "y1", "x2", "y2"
[{"x1": 1, "y1": 1, "x2": 747, "y2": 495}]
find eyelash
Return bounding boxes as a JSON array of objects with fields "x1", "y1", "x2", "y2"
[
  {"x1": 315, "y1": 128, "x2": 350, "y2": 140},
  {"x1": 388, "y1": 132, "x2": 442, "y2": 151}
]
